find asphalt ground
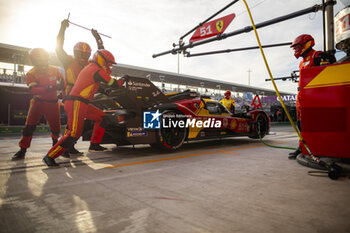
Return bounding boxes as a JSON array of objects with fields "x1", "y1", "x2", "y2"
[{"x1": 0, "y1": 125, "x2": 349, "y2": 233}]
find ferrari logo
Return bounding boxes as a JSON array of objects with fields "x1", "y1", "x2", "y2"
[{"x1": 216, "y1": 20, "x2": 223, "y2": 32}]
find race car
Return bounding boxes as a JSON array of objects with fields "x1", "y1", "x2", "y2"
[{"x1": 82, "y1": 75, "x2": 270, "y2": 150}]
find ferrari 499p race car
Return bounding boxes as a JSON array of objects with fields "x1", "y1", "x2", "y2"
[{"x1": 82, "y1": 75, "x2": 270, "y2": 150}]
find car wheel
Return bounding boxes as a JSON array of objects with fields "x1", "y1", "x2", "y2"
[
  {"x1": 151, "y1": 110, "x2": 187, "y2": 150},
  {"x1": 249, "y1": 113, "x2": 269, "y2": 139}
]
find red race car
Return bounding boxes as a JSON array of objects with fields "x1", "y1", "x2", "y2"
[{"x1": 82, "y1": 76, "x2": 270, "y2": 150}]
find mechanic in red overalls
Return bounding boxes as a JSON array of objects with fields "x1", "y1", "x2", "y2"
[
  {"x1": 12, "y1": 48, "x2": 65, "y2": 160},
  {"x1": 56, "y1": 19, "x2": 105, "y2": 158},
  {"x1": 43, "y1": 49, "x2": 124, "y2": 166},
  {"x1": 220, "y1": 91, "x2": 236, "y2": 113},
  {"x1": 288, "y1": 34, "x2": 335, "y2": 159}
]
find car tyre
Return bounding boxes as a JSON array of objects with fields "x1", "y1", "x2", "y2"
[
  {"x1": 249, "y1": 113, "x2": 269, "y2": 139},
  {"x1": 151, "y1": 110, "x2": 187, "y2": 150}
]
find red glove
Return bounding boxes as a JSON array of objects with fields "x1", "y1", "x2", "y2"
[{"x1": 117, "y1": 78, "x2": 125, "y2": 87}]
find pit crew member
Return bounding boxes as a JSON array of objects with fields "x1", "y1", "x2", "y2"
[{"x1": 43, "y1": 49, "x2": 124, "y2": 166}]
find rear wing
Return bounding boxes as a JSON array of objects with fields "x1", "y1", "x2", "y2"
[{"x1": 108, "y1": 75, "x2": 170, "y2": 111}]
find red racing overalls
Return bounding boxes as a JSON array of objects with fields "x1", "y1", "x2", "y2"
[
  {"x1": 296, "y1": 49, "x2": 322, "y2": 148},
  {"x1": 47, "y1": 62, "x2": 121, "y2": 159},
  {"x1": 296, "y1": 49, "x2": 321, "y2": 120},
  {"x1": 56, "y1": 36, "x2": 104, "y2": 140},
  {"x1": 19, "y1": 66, "x2": 64, "y2": 149}
]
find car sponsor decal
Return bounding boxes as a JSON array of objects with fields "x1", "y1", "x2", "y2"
[
  {"x1": 230, "y1": 119, "x2": 237, "y2": 129},
  {"x1": 127, "y1": 131, "x2": 148, "y2": 137}
]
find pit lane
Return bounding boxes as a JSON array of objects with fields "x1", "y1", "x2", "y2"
[{"x1": 0, "y1": 125, "x2": 349, "y2": 233}]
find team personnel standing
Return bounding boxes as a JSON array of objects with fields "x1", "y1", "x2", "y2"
[
  {"x1": 56, "y1": 19, "x2": 105, "y2": 157},
  {"x1": 220, "y1": 91, "x2": 236, "y2": 113},
  {"x1": 43, "y1": 49, "x2": 124, "y2": 167},
  {"x1": 12, "y1": 48, "x2": 65, "y2": 160},
  {"x1": 288, "y1": 34, "x2": 335, "y2": 159}
]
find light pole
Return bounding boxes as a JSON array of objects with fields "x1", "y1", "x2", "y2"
[
  {"x1": 177, "y1": 52, "x2": 180, "y2": 74},
  {"x1": 159, "y1": 75, "x2": 165, "y2": 91},
  {"x1": 247, "y1": 68, "x2": 252, "y2": 86},
  {"x1": 216, "y1": 84, "x2": 221, "y2": 99},
  {"x1": 200, "y1": 82, "x2": 205, "y2": 94}
]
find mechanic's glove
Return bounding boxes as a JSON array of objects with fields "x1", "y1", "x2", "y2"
[
  {"x1": 57, "y1": 92, "x2": 64, "y2": 100},
  {"x1": 57, "y1": 80, "x2": 65, "y2": 90},
  {"x1": 314, "y1": 52, "x2": 336, "y2": 66},
  {"x1": 61, "y1": 19, "x2": 69, "y2": 29},
  {"x1": 104, "y1": 88, "x2": 113, "y2": 95},
  {"x1": 119, "y1": 75, "x2": 129, "y2": 86},
  {"x1": 91, "y1": 29, "x2": 104, "y2": 49},
  {"x1": 117, "y1": 77, "x2": 125, "y2": 87},
  {"x1": 91, "y1": 29, "x2": 100, "y2": 39},
  {"x1": 111, "y1": 77, "x2": 125, "y2": 88}
]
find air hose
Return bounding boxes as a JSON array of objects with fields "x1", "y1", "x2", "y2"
[
  {"x1": 257, "y1": 122, "x2": 297, "y2": 150},
  {"x1": 241, "y1": 0, "x2": 341, "y2": 178}
]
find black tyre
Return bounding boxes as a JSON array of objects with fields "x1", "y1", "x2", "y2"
[
  {"x1": 151, "y1": 110, "x2": 187, "y2": 150},
  {"x1": 249, "y1": 113, "x2": 269, "y2": 139}
]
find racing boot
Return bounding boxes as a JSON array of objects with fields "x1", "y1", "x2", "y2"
[
  {"x1": 43, "y1": 155, "x2": 59, "y2": 167},
  {"x1": 89, "y1": 143, "x2": 108, "y2": 152},
  {"x1": 288, "y1": 147, "x2": 302, "y2": 160},
  {"x1": 12, "y1": 148, "x2": 26, "y2": 160},
  {"x1": 69, "y1": 145, "x2": 83, "y2": 156}
]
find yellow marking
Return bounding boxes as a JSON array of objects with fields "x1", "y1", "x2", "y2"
[
  {"x1": 63, "y1": 126, "x2": 68, "y2": 135},
  {"x1": 97, "y1": 54, "x2": 104, "y2": 67},
  {"x1": 48, "y1": 145, "x2": 63, "y2": 158},
  {"x1": 164, "y1": 92, "x2": 179, "y2": 96},
  {"x1": 80, "y1": 84, "x2": 94, "y2": 98},
  {"x1": 203, "y1": 98, "x2": 215, "y2": 103},
  {"x1": 71, "y1": 100, "x2": 80, "y2": 137},
  {"x1": 304, "y1": 63, "x2": 350, "y2": 89},
  {"x1": 301, "y1": 41, "x2": 313, "y2": 56},
  {"x1": 105, "y1": 141, "x2": 287, "y2": 169},
  {"x1": 216, "y1": 151, "x2": 239, "y2": 155},
  {"x1": 66, "y1": 68, "x2": 76, "y2": 85}
]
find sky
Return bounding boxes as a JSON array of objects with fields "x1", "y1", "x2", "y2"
[{"x1": 0, "y1": 0, "x2": 348, "y2": 94}]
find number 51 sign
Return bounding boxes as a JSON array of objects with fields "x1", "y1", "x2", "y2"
[{"x1": 189, "y1": 13, "x2": 235, "y2": 43}]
